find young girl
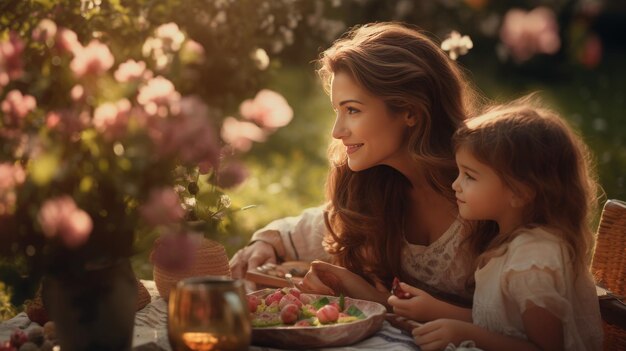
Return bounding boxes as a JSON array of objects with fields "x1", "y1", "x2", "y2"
[{"x1": 389, "y1": 98, "x2": 603, "y2": 350}]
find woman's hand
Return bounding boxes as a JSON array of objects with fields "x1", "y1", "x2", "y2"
[
  {"x1": 388, "y1": 282, "x2": 472, "y2": 322},
  {"x1": 229, "y1": 241, "x2": 277, "y2": 279},
  {"x1": 412, "y1": 319, "x2": 473, "y2": 351},
  {"x1": 297, "y1": 261, "x2": 390, "y2": 306}
]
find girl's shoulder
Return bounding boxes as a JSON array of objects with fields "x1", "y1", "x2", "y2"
[
  {"x1": 503, "y1": 226, "x2": 569, "y2": 271},
  {"x1": 509, "y1": 225, "x2": 563, "y2": 248}
]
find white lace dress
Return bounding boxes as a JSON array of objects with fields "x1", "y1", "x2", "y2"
[
  {"x1": 252, "y1": 207, "x2": 473, "y2": 299},
  {"x1": 401, "y1": 219, "x2": 473, "y2": 300},
  {"x1": 472, "y1": 227, "x2": 603, "y2": 350}
]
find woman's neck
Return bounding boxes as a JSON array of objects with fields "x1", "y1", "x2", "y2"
[{"x1": 405, "y1": 181, "x2": 458, "y2": 246}]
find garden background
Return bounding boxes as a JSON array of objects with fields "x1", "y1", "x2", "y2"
[{"x1": 1, "y1": 0, "x2": 625, "y2": 318}]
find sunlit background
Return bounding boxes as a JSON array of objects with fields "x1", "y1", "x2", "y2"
[{"x1": 1, "y1": 0, "x2": 625, "y2": 317}]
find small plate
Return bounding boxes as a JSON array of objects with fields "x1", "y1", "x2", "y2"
[{"x1": 248, "y1": 289, "x2": 386, "y2": 349}]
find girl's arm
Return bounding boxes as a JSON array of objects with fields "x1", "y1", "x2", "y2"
[
  {"x1": 388, "y1": 282, "x2": 472, "y2": 322},
  {"x1": 413, "y1": 305, "x2": 563, "y2": 351}
]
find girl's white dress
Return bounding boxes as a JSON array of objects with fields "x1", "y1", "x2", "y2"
[{"x1": 472, "y1": 226, "x2": 603, "y2": 350}]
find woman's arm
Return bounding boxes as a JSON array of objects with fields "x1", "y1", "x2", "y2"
[
  {"x1": 230, "y1": 206, "x2": 328, "y2": 278},
  {"x1": 298, "y1": 261, "x2": 391, "y2": 307}
]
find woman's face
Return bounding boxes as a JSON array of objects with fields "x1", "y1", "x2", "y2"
[{"x1": 330, "y1": 71, "x2": 412, "y2": 172}]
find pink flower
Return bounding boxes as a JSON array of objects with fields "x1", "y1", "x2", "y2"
[
  {"x1": 0, "y1": 163, "x2": 25, "y2": 215},
  {"x1": 1, "y1": 90, "x2": 37, "y2": 127},
  {"x1": 56, "y1": 28, "x2": 81, "y2": 54},
  {"x1": 239, "y1": 89, "x2": 293, "y2": 128},
  {"x1": 140, "y1": 187, "x2": 185, "y2": 226},
  {"x1": 216, "y1": 161, "x2": 249, "y2": 189},
  {"x1": 32, "y1": 19, "x2": 58, "y2": 44},
  {"x1": 150, "y1": 231, "x2": 199, "y2": 271},
  {"x1": 154, "y1": 23, "x2": 185, "y2": 52},
  {"x1": 37, "y1": 196, "x2": 93, "y2": 249},
  {"x1": 114, "y1": 59, "x2": 147, "y2": 83},
  {"x1": 220, "y1": 116, "x2": 267, "y2": 152},
  {"x1": 500, "y1": 7, "x2": 561, "y2": 63},
  {"x1": 70, "y1": 84, "x2": 84, "y2": 101},
  {"x1": 93, "y1": 99, "x2": 131, "y2": 140},
  {"x1": 157, "y1": 96, "x2": 220, "y2": 168},
  {"x1": 45, "y1": 109, "x2": 89, "y2": 137},
  {"x1": 70, "y1": 40, "x2": 114, "y2": 78},
  {"x1": 137, "y1": 76, "x2": 181, "y2": 117},
  {"x1": 0, "y1": 32, "x2": 25, "y2": 85}
]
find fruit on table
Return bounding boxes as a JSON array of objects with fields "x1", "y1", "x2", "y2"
[
  {"x1": 280, "y1": 304, "x2": 300, "y2": 324},
  {"x1": 250, "y1": 288, "x2": 366, "y2": 328},
  {"x1": 316, "y1": 305, "x2": 339, "y2": 324},
  {"x1": 9, "y1": 330, "x2": 27, "y2": 349},
  {"x1": 247, "y1": 294, "x2": 261, "y2": 313},
  {"x1": 391, "y1": 277, "x2": 412, "y2": 299},
  {"x1": 265, "y1": 290, "x2": 284, "y2": 306},
  {"x1": 279, "y1": 293, "x2": 302, "y2": 309}
]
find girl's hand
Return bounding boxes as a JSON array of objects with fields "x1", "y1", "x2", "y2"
[
  {"x1": 297, "y1": 261, "x2": 390, "y2": 306},
  {"x1": 387, "y1": 282, "x2": 439, "y2": 321},
  {"x1": 412, "y1": 319, "x2": 472, "y2": 351}
]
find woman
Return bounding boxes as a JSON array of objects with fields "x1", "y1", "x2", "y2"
[{"x1": 230, "y1": 22, "x2": 481, "y2": 307}]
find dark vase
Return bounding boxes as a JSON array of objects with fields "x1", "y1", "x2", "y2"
[{"x1": 41, "y1": 258, "x2": 137, "y2": 351}]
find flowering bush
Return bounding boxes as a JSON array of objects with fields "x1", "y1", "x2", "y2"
[{"x1": 0, "y1": 0, "x2": 305, "y2": 307}]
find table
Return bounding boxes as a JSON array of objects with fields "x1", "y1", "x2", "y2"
[{"x1": 0, "y1": 280, "x2": 421, "y2": 351}]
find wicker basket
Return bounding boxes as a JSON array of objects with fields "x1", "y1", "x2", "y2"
[
  {"x1": 591, "y1": 199, "x2": 626, "y2": 350},
  {"x1": 152, "y1": 237, "x2": 231, "y2": 301},
  {"x1": 136, "y1": 280, "x2": 151, "y2": 311}
]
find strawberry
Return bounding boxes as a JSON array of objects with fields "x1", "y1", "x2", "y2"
[{"x1": 391, "y1": 277, "x2": 412, "y2": 299}]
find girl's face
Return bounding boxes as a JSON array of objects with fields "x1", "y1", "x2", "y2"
[
  {"x1": 452, "y1": 146, "x2": 517, "y2": 223},
  {"x1": 330, "y1": 71, "x2": 412, "y2": 172}
]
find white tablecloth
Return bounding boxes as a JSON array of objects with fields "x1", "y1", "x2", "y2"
[{"x1": 1, "y1": 280, "x2": 420, "y2": 350}]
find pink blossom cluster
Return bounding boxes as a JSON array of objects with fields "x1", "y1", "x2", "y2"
[
  {"x1": 57, "y1": 28, "x2": 81, "y2": 54},
  {"x1": 221, "y1": 89, "x2": 293, "y2": 152},
  {"x1": 0, "y1": 32, "x2": 24, "y2": 92},
  {"x1": 70, "y1": 40, "x2": 115, "y2": 78},
  {"x1": 1, "y1": 90, "x2": 36, "y2": 128},
  {"x1": 0, "y1": 163, "x2": 25, "y2": 215},
  {"x1": 31, "y1": 19, "x2": 57, "y2": 45},
  {"x1": 37, "y1": 196, "x2": 93, "y2": 249},
  {"x1": 150, "y1": 231, "x2": 198, "y2": 271},
  {"x1": 139, "y1": 187, "x2": 185, "y2": 227},
  {"x1": 93, "y1": 99, "x2": 132, "y2": 140},
  {"x1": 156, "y1": 96, "x2": 220, "y2": 170},
  {"x1": 142, "y1": 22, "x2": 186, "y2": 70},
  {"x1": 114, "y1": 59, "x2": 151, "y2": 83},
  {"x1": 45, "y1": 109, "x2": 90, "y2": 138},
  {"x1": 32, "y1": 21, "x2": 114, "y2": 79},
  {"x1": 240, "y1": 89, "x2": 293, "y2": 128},
  {"x1": 500, "y1": 7, "x2": 561, "y2": 63},
  {"x1": 137, "y1": 76, "x2": 181, "y2": 117}
]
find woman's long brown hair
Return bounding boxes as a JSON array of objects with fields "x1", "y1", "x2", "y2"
[{"x1": 319, "y1": 22, "x2": 479, "y2": 287}]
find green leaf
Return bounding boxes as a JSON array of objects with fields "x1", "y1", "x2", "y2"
[
  {"x1": 311, "y1": 297, "x2": 330, "y2": 310},
  {"x1": 345, "y1": 305, "x2": 366, "y2": 319}
]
